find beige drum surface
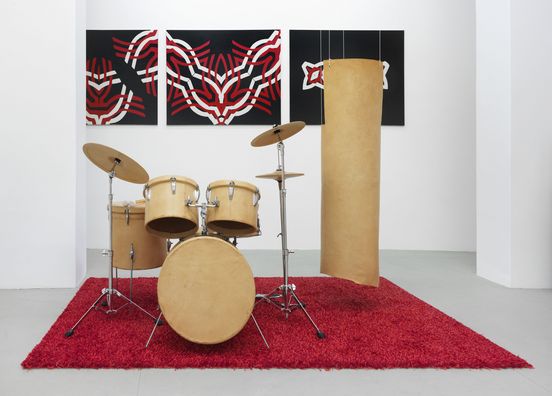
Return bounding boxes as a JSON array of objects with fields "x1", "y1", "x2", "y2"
[
  {"x1": 158, "y1": 236, "x2": 255, "y2": 344},
  {"x1": 144, "y1": 175, "x2": 199, "y2": 238},
  {"x1": 206, "y1": 180, "x2": 260, "y2": 236},
  {"x1": 321, "y1": 59, "x2": 383, "y2": 287},
  {"x1": 112, "y1": 201, "x2": 167, "y2": 270}
]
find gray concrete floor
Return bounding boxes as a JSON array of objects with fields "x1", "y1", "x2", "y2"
[{"x1": 1, "y1": 249, "x2": 551, "y2": 396}]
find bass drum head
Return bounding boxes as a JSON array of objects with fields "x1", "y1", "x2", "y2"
[{"x1": 158, "y1": 236, "x2": 255, "y2": 344}]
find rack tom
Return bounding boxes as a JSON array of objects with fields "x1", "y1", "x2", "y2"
[
  {"x1": 206, "y1": 180, "x2": 260, "y2": 236},
  {"x1": 144, "y1": 176, "x2": 200, "y2": 238}
]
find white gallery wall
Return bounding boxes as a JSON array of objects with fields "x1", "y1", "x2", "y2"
[
  {"x1": 0, "y1": 0, "x2": 86, "y2": 288},
  {"x1": 86, "y1": 0, "x2": 477, "y2": 252},
  {"x1": 476, "y1": 0, "x2": 552, "y2": 288}
]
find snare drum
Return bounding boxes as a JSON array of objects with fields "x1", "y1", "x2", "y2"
[
  {"x1": 112, "y1": 201, "x2": 167, "y2": 270},
  {"x1": 144, "y1": 176, "x2": 200, "y2": 238},
  {"x1": 157, "y1": 236, "x2": 255, "y2": 344},
  {"x1": 206, "y1": 180, "x2": 260, "y2": 236}
]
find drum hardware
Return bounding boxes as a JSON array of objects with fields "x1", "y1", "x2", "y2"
[
  {"x1": 65, "y1": 144, "x2": 161, "y2": 338},
  {"x1": 252, "y1": 123, "x2": 325, "y2": 339}
]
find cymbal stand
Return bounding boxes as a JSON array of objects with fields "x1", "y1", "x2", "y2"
[
  {"x1": 65, "y1": 160, "x2": 160, "y2": 337},
  {"x1": 256, "y1": 140, "x2": 325, "y2": 339},
  {"x1": 144, "y1": 200, "x2": 270, "y2": 349}
]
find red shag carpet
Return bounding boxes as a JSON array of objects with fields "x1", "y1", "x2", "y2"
[{"x1": 22, "y1": 277, "x2": 531, "y2": 369}]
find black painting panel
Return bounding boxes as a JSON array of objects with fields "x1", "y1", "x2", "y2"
[
  {"x1": 289, "y1": 30, "x2": 323, "y2": 124},
  {"x1": 166, "y1": 30, "x2": 281, "y2": 125},
  {"x1": 289, "y1": 30, "x2": 405, "y2": 126},
  {"x1": 381, "y1": 31, "x2": 405, "y2": 126},
  {"x1": 86, "y1": 30, "x2": 158, "y2": 125}
]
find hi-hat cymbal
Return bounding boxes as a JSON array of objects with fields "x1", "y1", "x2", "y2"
[
  {"x1": 83, "y1": 143, "x2": 149, "y2": 184},
  {"x1": 256, "y1": 170, "x2": 304, "y2": 181},
  {"x1": 250, "y1": 121, "x2": 306, "y2": 147}
]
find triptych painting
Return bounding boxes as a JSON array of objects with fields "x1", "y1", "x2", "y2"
[{"x1": 86, "y1": 29, "x2": 403, "y2": 126}]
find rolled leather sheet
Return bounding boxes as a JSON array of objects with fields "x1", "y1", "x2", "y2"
[{"x1": 320, "y1": 59, "x2": 383, "y2": 286}]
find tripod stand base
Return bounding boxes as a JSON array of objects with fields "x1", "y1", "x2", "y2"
[
  {"x1": 256, "y1": 283, "x2": 325, "y2": 340},
  {"x1": 64, "y1": 287, "x2": 160, "y2": 338}
]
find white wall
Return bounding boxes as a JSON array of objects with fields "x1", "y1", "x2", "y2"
[
  {"x1": 476, "y1": 0, "x2": 552, "y2": 288},
  {"x1": 0, "y1": 0, "x2": 86, "y2": 288},
  {"x1": 475, "y1": 0, "x2": 512, "y2": 285},
  {"x1": 86, "y1": 0, "x2": 477, "y2": 252},
  {"x1": 510, "y1": 0, "x2": 552, "y2": 287}
]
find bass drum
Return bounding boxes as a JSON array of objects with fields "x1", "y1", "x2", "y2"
[{"x1": 157, "y1": 236, "x2": 255, "y2": 344}]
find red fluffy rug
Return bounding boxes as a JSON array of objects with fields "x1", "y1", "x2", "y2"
[{"x1": 22, "y1": 277, "x2": 531, "y2": 369}]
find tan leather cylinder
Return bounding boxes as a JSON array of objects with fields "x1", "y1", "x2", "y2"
[
  {"x1": 112, "y1": 201, "x2": 167, "y2": 270},
  {"x1": 321, "y1": 59, "x2": 383, "y2": 286}
]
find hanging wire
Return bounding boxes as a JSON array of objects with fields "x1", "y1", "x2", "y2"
[
  {"x1": 342, "y1": 30, "x2": 345, "y2": 59},
  {"x1": 328, "y1": 30, "x2": 331, "y2": 66},
  {"x1": 320, "y1": 30, "x2": 323, "y2": 125},
  {"x1": 378, "y1": 30, "x2": 382, "y2": 61}
]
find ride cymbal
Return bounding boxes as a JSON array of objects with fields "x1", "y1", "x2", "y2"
[
  {"x1": 83, "y1": 143, "x2": 149, "y2": 184},
  {"x1": 250, "y1": 121, "x2": 306, "y2": 147}
]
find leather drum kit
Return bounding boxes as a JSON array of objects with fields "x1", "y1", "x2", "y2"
[{"x1": 65, "y1": 121, "x2": 324, "y2": 348}]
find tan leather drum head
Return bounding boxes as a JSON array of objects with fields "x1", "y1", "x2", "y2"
[
  {"x1": 83, "y1": 143, "x2": 149, "y2": 184},
  {"x1": 250, "y1": 121, "x2": 305, "y2": 147},
  {"x1": 158, "y1": 236, "x2": 255, "y2": 344}
]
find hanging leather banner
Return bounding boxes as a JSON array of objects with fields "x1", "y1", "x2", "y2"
[{"x1": 321, "y1": 59, "x2": 383, "y2": 286}]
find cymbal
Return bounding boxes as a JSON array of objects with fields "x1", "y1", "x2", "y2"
[
  {"x1": 250, "y1": 121, "x2": 306, "y2": 147},
  {"x1": 83, "y1": 143, "x2": 149, "y2": 184},
  {"x1": 256, "y1": 170, "x2": 304, "y2": 181}
]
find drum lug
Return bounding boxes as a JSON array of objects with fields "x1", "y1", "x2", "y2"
[
  {"x1": 143, "y1": 184, "x2": 151, "y2": 201},
  {"x1": 170, "y1": 177, "x2": 177, "y2": 194},
  {"x1": 228, "y1": 181, "x2": 235, "y2": 201},
  {"x1": 124, "y1": 204, "x2": 130, "y2": 225},
  {"x1": 194, "y1": 187, "x2": 200, "y2": 203},
  {"x1": 253, "y1": 188, "x2": 260, "y2": 206},
  {"x1": 129, "y1": 243, "x2": 135, "y2": 262}
]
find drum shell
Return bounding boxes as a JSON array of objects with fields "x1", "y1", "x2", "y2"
[
  {"x1": 206, "y1": 180, "x2": 260, "y2": 236},
  {"x1": 157, "y1": 236, "x2": 255, "y2": 344},
  {"x1": 144, "y1": 176, "x2": 199, "y2": 238},
  {"x1": 112, "y1": 202, "x2": 167, "y2": 270}
]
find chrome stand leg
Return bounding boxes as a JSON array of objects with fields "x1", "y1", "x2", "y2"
[
  {"x1": 290, "y1": 289, "x2": 325, "y2": 339},
  {"x1": 65, "y1": 291, "x2": 107, "y2": 337},
  {"x1": 250, "y1": 313, "x2": 269, "y2": 349},
  {"x1": 129, "y1": 266, "x2": 134, "y2": 302},
  {"x1": 145, "y1": 312, "x2": 164, "y2": 348}
]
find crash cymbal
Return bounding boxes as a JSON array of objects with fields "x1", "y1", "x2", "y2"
[
  {"x1": 250, "y1": 121, "x2": 306, "y2": 147},
  {"x1": 83, "y1": 143, "x2": 149, "y2": 184},
  {"x1": 256, "y1": 170, "x2": 304, "y2": 181}
]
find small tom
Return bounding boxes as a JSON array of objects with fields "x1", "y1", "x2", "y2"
[
  {"x1": 144, "y1": 176, "x2": 200, "y2": 238},
  {"x1": 206, "y1": 180, "x2": 260, "y2": 237}
]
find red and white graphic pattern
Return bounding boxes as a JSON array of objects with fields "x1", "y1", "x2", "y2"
[
  {"x1": 167, "y1": 30, "x2": 281, "y2": 125},
  {"x1": 86, "y1": 30, "x2": 158, "y2": 125},
  {"x1": 86, "y1": 57, "x2": 145, "y2": 125},
  {"x1": 112, "y1": 29, "x2": 159, "y2": 96},
  {"x1": 301, "y1": 60, "x2": 390, "y2": 91}
]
